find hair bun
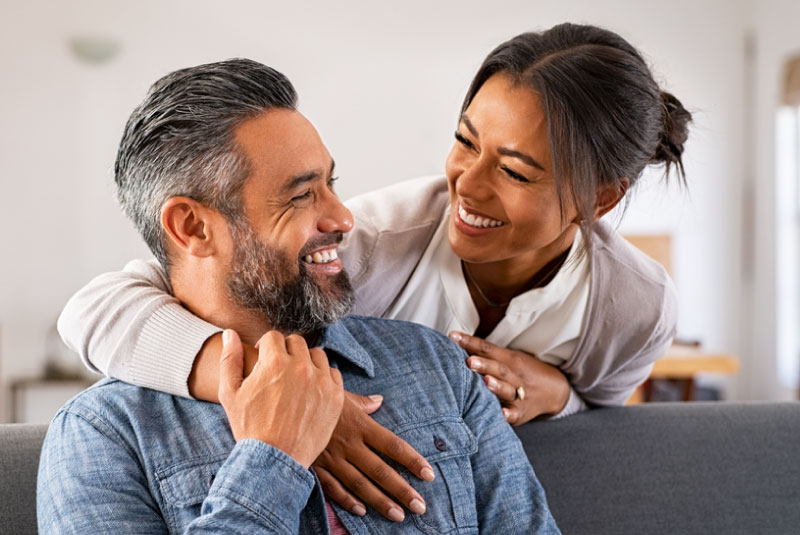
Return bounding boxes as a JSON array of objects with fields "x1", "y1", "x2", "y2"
[{"x1": 653, "y1": 91, "x2": 692, "y2": 179}]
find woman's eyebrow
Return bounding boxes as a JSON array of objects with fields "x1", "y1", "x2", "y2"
[
  {"x1": 461, "y1": 114, "x2": 546, "y2": 171},
  {"x1": 497, "y1": 147, "x2": 545, "y2": 171},
  {"x1": 460, "y1": 114, "x2": 480, "y2": 138}
]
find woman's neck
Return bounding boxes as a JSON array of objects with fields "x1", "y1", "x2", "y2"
[
  {"x1": 465, "y1": 229, "x2": 577, "y2": 303},
  {"x1": 463, "y1": 227, "x2": 578, "y2": 337}
]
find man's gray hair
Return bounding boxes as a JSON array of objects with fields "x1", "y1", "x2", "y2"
[{"x1": 114, "y1": 58, "x2": 298, "y2": 271}]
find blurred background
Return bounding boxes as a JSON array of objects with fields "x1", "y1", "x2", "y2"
[{"x1": 1, "y1": 0, "x2": 798, "y2": 422}]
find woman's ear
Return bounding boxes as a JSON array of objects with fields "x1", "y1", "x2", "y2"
[
  {"x1": 160, "y1": 196, "x2": 220, "y2": 258},
  {"x1": 593, "y1": 178, "x2": 629, "y2": 221}
]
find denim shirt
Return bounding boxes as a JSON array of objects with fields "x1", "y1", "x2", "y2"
[{"x1": 38, "y1": 316, "x2": 559, "y2": 534}]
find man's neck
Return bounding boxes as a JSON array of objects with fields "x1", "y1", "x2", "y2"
[{"x1": 173, "y1": 280, "x2": 322, "y2": 348}]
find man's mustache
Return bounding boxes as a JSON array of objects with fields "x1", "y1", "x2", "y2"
[{"x1": 299, "y1": 233, "x2": 344, "y2": 257}]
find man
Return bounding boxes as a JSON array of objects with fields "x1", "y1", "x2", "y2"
[{"x1": 37, "y1": 59, "x2": 559, "y2": 534}]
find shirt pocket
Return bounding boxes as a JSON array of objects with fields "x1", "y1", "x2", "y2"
[
  {"x1": 393, "y1": 416, "x2": 478, "y2": 534},
  {"x1": 155, "y1": 455, "x2": 228, "y2": 533}
]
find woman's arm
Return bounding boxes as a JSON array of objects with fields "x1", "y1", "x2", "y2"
[{"x1": 57, "y1": 258, "x2": 223, "y2": 398}]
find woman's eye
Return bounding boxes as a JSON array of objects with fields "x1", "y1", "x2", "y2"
[
  {"x1": 501, "y1": 166, "x2": 530, "y2": 183},
  {"x1": 327, "y1": 176, "x2": 339, "y2": 191},
  {"x1": 454, "y1": 131, "x2": 475, "y2": 150}
]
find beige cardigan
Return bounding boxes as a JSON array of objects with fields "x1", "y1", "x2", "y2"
[{"x1": 58, "y1": 176, "x2": 677, "y2": 413}]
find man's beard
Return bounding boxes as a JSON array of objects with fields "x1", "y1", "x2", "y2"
[{"x1": 225, "y1": 218, "x2": 354, "y2": 335}]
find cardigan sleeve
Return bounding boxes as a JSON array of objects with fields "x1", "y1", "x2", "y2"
[{"x1": 57, "y1": 258, "x2": 222, "y2": 398}]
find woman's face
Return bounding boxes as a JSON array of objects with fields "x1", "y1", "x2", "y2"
[{"x1": 445, "y1": 73, "x2": 578, "y2": 266}]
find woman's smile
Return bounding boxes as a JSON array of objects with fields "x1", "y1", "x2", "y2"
[{"x1": 456, "y1": 203, "x2": 505, "y2": 231}]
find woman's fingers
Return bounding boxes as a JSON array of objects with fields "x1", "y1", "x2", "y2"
[
  {"x1": 365, "y1": 417, "x2": 434, "y2": 482},
  {"x1": 502, "y1": 406, "x2": 522, "y2": 426},
  {"x1": 313, "y1": 463, "x2": 367, "y2": 516},
  {"x1": 449, "y1": 331, "x2": 506, "y2": 360},
  {"x1": 483, "y1": 374, "x2": 518, "y2": 403},
  {"x1": 325, "y1": 457, "x2": 409, "y2": 522},
  {"x1": 467, "y1": 355, "x2": 514, "y2": 383},
  {"x1": 350, "y1": 450, "x2": 428, "y2": 516}
]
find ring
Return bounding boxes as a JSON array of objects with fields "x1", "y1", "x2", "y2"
[{"x1": 515, "y1": 385, "x2": 526, "y2": 401}]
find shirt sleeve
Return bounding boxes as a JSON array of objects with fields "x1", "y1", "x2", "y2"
[
  {"x1": 458, "y1": 358, "x2": 561, "y2": 534},
  {"x1": 57, "y1": 258, "x2": 222, "y2": 398},
  {"x1": 549, "y1": 386, "x2": 588, "y2": 419},
  {"x1": 37, "y1": 410, "x2": 314, "y2": 535}
]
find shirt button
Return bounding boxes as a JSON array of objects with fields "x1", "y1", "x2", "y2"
[{"x1": 434, "y1": 438, "x2": 447, "y2": 451}]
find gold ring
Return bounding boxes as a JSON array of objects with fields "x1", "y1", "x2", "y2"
[{"x1": 515, "y1": 385, "x2": 526, "y2": 401}]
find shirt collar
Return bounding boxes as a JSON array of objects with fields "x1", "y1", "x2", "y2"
[{"x1": 317, "y1": 319, "x2": 376, "y2": 378}]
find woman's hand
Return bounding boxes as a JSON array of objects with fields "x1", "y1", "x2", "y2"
[
  {"x1": 449, "y1": 331, "x2": 571, "y2": 425},
  {"x1": 312, "y1": 392, "x2": 435, "y2": 522}
]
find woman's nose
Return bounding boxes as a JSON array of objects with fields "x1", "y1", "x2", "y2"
[{"x1": 455, "y1": 159, "x2": 492, "y2": 201}]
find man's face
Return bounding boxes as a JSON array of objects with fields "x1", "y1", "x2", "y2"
[{"x1": 225, "y1": 109, "x2": 355, "y2": 334}]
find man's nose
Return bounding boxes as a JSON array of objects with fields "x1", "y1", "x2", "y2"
[{"x1": 317, "y1": 191, "x2": 354, "y2": 234}]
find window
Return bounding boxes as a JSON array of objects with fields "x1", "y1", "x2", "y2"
[{"x1": 775, "y1": 55, "x2": 800, "y2": 389}]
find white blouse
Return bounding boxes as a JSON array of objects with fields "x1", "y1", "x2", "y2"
[{"x1": 385, "y1": 207, "x2": 591, "y2": 366}]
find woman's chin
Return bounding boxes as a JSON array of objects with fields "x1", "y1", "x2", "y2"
[{"x1": 447, "y1": 224, "x2": 498, "y2": 264}]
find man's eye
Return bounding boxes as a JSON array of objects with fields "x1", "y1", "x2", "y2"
[
  {"x1": 454, "y1": 131, "x2": 475, "y2": 150},
  {"x1": 327, "y1": 176, "x2": 339, "y2": 190},
  {"x1": 292, "y1": 190, "x2": 313, "y2": 202}
]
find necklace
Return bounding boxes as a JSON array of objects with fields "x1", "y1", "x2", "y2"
[
  {"x1": 462, "y1": 262, "x2": 511, "y2": 308},
  {"x1": 462, "y1": 248, "x2": 571, "y2": 309}
]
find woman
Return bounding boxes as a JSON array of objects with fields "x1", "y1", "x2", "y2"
[{"x1": 60, "y1": 23, "x2": 690, "y2": 520}]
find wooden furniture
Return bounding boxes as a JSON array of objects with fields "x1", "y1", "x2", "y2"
[{"x1": 627, "y1": 344, "x2": 740, "y2": 404}]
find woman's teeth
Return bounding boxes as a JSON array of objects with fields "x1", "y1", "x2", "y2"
[
  {"x1": 303, "y1": 248, "x2": 338, "y2": 264},
  {"x1": 458, "y1": 205, "x2": 504, "y2": 229}
]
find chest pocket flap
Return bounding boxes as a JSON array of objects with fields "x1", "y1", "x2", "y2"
[{"x1": 394, "y1": 416, "x2": 477, "y2": 461}]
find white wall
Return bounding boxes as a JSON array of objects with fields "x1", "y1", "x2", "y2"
[
  {"x1": 0, "y1": 0, "x2": 772, "y2": 419},
  {"x1": 746, "y1": 0, "x2": 800, "y2": 402}
]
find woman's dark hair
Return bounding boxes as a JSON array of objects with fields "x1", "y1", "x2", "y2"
[{"x1": 462, "y1": 23, "x2": 692, "y2": 253}]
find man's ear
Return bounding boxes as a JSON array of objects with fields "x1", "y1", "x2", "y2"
[
  {"x1": 593, "y1": 178, "x2": 629, "y2": 221},
  {"x1": 161, "y1": 196, "x2": 222, "y2": 258}
]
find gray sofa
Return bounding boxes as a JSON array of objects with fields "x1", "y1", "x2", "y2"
[{"x1": 4, "y1": 402, "x2": 799, "y2": 534}]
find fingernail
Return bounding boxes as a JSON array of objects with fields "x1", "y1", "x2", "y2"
[
  {"x1": 420, "y1": 466, "x2": 435, "y2": 481},
  {"x1": 368, "y1": 394, "x2": 384, "y2": 403},
  {"x1": 486, "y1": 376, "x2": 497, "y2": 389},
  {"x1": 469, "y1": 358, "x2": 482, "y2": 371},
  {"x1": 388, "y1": 506, "x2": 405, "y2": 522},
  {"x1": 448, "y1": 331, "x2": 462, "y2": 342},
  {"x1": 351, "y1": 504, "x2": 367, "y2": 516},
  {"x1": 502, "y1": 408, "x2": 510, "y2": 419},
  {"x1": 409, "y1": 498, "x2": 426, "y2": 515},
  {"x1": 222, "y1": 330, "x2": 232, "y2": 345}
]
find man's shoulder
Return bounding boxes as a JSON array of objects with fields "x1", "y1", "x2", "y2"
[
  {"x1": 55, "y1": 379, "x2": 167, "y2": 429},
  {"x1": 55, "y1": 378, "x2": 213, "y2": 439},
  {"x1": 339, "y1": 315, "x2": 467, "y2": 370},
  {"x1": 341, "y1": 314, "x2": 455, "y2": 343}
]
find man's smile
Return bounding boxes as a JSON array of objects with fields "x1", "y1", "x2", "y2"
[{"x1": 302, "y1": 246, "x2": 339, "y2": 264}]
